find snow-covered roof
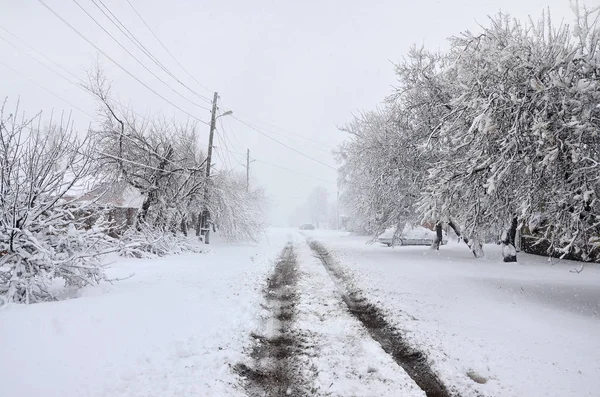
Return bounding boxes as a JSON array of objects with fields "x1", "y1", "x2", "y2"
[{"x1": 77, "y1": 181, "x2": 144, "y2": 209}]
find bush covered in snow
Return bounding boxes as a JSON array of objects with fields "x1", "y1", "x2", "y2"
[
  {"x1": 0, "y1": 101, "x2": 113, "y2": 304},
  {"x1": 118, "y1": 224, "x2": 202, "y2": 258}
]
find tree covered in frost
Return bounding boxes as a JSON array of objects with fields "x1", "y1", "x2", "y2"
[
  {"x1": 338, "y1": 5, "x2": 600, "y2": 262},
  {"x1": 86, "y1": 68, "x2": 207, "y2": 233},
  {"x1": 338, "y1": 108, "x2": 419, "y2": 235},
  {"x1": 337, "y1": 47, "x2": 453, "y2": 238},
  {"x1": 208, "y1": 172, "x2": 266, "y2": 241},
  {"x1": 87, "y1": 65, "x2": 266, "y2": 245},
  {"x1": 523, "y1": 5, "x2": 600, "y2": 261},
  {"x1": 0, "y1": 101, "x2": 112, "y2": 304}
]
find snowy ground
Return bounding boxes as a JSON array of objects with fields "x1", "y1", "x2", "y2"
[
  {"x1": 305, "y1": 229, "x2": 600, "y2": 397},
  {"x1": 0, "y1": 229, "x2": 291, "y2": 397},
  {"x1": 2, "y1": 227, "x2": 599, "y2": 397},
  {"x1": 290, "y1": 235, "x2": 425, "y2": 396}
]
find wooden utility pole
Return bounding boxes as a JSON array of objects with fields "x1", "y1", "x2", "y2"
[
  {"x1": 246, "y1": 149, "x2": 250, "y2": 192},
  {"x1": 202, "y1": 92, "x2": 219, "y2": 244}
]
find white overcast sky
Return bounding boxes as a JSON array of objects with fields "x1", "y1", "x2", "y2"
[{"x1": 1, "y1": 0, "x2": 575, "y2": 225}]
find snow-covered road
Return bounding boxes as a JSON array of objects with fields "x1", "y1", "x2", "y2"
[
  {"x1": 0, "y1": 229, "x2": 290, "y2": 397},
  {"x1": 1, "y1": 228, "x2": 599, "y2": 397},
  {"x1": 308, "y1": 230, "x2": 600, "y2": 397}
]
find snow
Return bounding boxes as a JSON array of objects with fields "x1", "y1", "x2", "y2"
[
  {"x1": 378, "y1": 225, "x2": 443, "y2": 240},
  {"x1": 290, "y1": 235, "x2": 425, "y2": 396},
  {"x1": 502, "y1": 242, "x2": 517, "y2": 257},
  {"x1": 311, "y1": 231, "x2": 600, "y2": 397},
  {"x1": 0, "y1": 228, "x2": 291, "y2": 397},
  {"x1": 2, "y1": 227, "x2": 599, "y2": 396},
  {"x1": 76, "y1": 181, "x2": 144, "y2": 208}
]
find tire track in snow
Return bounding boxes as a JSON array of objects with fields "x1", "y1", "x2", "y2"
[
  {"x1": 234, "y1": 243, "x2": 313, "y2": 396},
  {"x1": 293, "y1": 240, "x2": 426, "y2": 396},
  {"x1": 307, "y1": 239, "x2": 455, "y2": 397}
]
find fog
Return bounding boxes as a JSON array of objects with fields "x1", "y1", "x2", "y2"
[{"x1": 1, "y1": 0, "x2": 573, "y2": 226}]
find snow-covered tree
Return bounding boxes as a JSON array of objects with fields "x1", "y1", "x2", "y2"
[
  {"x1": 209, "y1": 172, "x2": 267, "y2": 241},
  {"x1": 0, "y1": 100, "x2": 112, "y2": 304},
  {"x1": 337, "y1": 5, "x2": 600, "y2": 262},
  {"x1": 337, "y1": 48, "x2": 452, "y2": 239},
  {"x1": 522, "y1": 4, "x2": 600, "y2": 261},
  {"x1": 86, "y1": 65, "x2": 266, "y2": 244},
  {"x1": 421, "y1": 9, "x2": 599, "y2": 261}
]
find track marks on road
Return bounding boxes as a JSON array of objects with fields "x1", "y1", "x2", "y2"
[
  {"x1": 308, "y1": 240, "x2": 454, "y2": 397},
  {"x1": 234, "y1": 243, "x2": 314, "y2": 396}
]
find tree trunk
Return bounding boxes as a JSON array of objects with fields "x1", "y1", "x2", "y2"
[
  {"x1": 501, "y1": 216, "x2": 518, "y2": 262},
  {"x1": 136, "y1": 195, "x2": 152, "y2": 229},
  {"x1": 448, "y1": 220, "x2": 483, "y2": 257},
  {"x1": 180, "y1": 216, "x2": 188, "y2": 237},
  {"x1": 467, "y1": 237, "x2": 484, "y2": 258},
  {"x1": 431, "y1": 220, "x2": 443, "y2": 250},
  {"x1": 195, "y1": 212, "x2": 202, "y2": 236},
  {"x1": 448, "y1": 219, "x2": 469, "y2": 244}
]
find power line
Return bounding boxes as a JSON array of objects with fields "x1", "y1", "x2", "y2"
[
  {"x1": 215, "y1": 146, "x2": 335, "y2": 185},
  {"x1": 231, "y1": 115, "x2": 337, "y2": 171},
  {"x1": 37, "y1": 0, "x2": 209, "y2": 125},
  {"x1": 0, "y1": 30, "x2": 183, "y2": 133},
  {"x1": 1, "y1": 56, "x2": 209, "y2": 178},
  {"x1": 217, "y1": 115, "x2": 241, "y2": 169},
  {"x1": 121, "y1": 2, "x2": 337, "y2": 163},
  {"x1": 90, "y1": 0, "x2": 212, "y2": 104},
  {"x1": 231, "y1": 114, "x2": 334, "y2": 155},
  {"x1": 0, "y1": 24, "x2": 83, "y2": 84},
  {"x1": 217, "y1": 145, "x2": 246, "y2": 158},
  {"x1": 222, "y1": 115, "x2": 243, "y2": 150},
  {"x1": 33, "y1": 1, "x2": 338, "y2": 175},
  {"x1": 255, "y1": 159, "x2": 337, "y2": 185},
  {"x1": 69, "y1": 0, "x2": 211, "y2": 113},
  {"x1": 0, "y1": 33, "x2": 83, "y2": 89},
  {"x1": 1, "y1": 48, "x2": 203, "y2": 175},
  {"x1": 0, "y1": 59, "x2": 96, "y2": 119},
  {"x1": 220, "y1": 103, "x2": 336, "y2": 150},
  {"x1": 214, "y1": 131, "x2": 234, "y2": 172},
  {"x1": 125, "y1": 0, "x2": 213, "y2": 95}
]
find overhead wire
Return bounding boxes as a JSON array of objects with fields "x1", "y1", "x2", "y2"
[
  {"x1": 215, "y1": 146, "x2": 336, "y2": 185},
  {"x1": 231, "y1": 115, "x2": 333, "y2": 155},
  {"x1": 0, "y1": 24, "x2": 84, "y2": 84},
  {"x1": 0, "y1": 59, "x2": 96, "y2": 119},
  {"x1": 89, "y1": 0, "x2": 212, "y2": 104},
  {"x1": 37, "y1": 0, "x2": 209, "y2": 125},
  {"x1": 31, "y1": 1, "x2": 338, "y2": 175},
  {"x1": 122, "y1": 2, "x2": 337, "y2": 162},
  {"x1": 0, "y1": 57, "x2": 203, "y2": 176},
  {"x1": 231, "y1": 115, "x2": 337, "y2": 171},
  {"x1": 219, "y1": 101, "x2": 336, "y2": 150},
  {"x1": 0, "y1": 55, "x2": 209, "y2": 177},
  {"x1": 125, "y1": 0, "x2": 214, "y2": 95},
  {"x1": 114, "y1": 2, "x2": 338, "y2": 172},
  {"x1": 0, "y1": 33, "x2": 84, "y2": 89},
  {"x1": 255, "y1": 159, "x2": 336, "y2": 186},
  {"x1": 69, "y1": 0, "x2": 211, "y2": 113},
  {"x1": 217, "y1": 115, "x2": 240, "y2": 171},
  {"x1": 0, "y1": 29, "x2": 184, "y2": 138},
  {"x1": 214, "y1": 132, "x2": 234, "y2": 172}
]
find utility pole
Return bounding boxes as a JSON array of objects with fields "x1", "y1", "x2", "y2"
[
  {"x1": 243, "y1": 149, "x2": 255, "y2": 193},
  {"x1": 202, "y1": 92, "x2": 219, "y2": 244},
  {"x1": 336, "y1": 189, "x2": 340, "y2": 229},
  {"x1": 246, "y1": 149, "x2": 250, "y2": 192}
]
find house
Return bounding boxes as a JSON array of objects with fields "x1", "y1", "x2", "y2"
[{"x1": 76, "y1": 181, "x2": 144, "y2": 234}]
